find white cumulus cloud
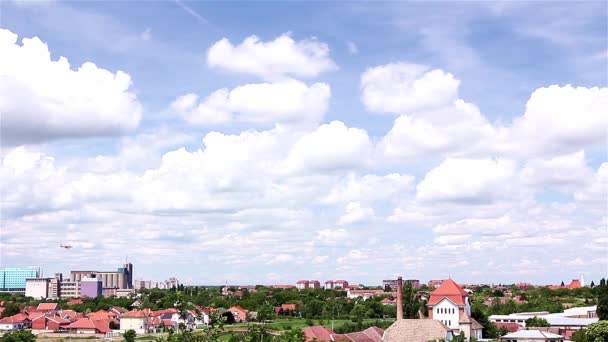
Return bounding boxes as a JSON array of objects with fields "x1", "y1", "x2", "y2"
[
  {"x1": 170, "y1": 79, "x2": 330, "y2": 125},
  {"x1": 207, "y1": 33, "x2": 337, "y2": 80},
  {"x1": 0, "y1": 28, "x2": 142, "y2": 145}
]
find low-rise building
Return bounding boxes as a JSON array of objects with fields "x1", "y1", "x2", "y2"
[
  {"x1": 120, "y1": 310, "x2": 149, "y2": 334},
  {"x1": 0, "y1": 313, "x2": 31, "y2": 330},
  {"x1": 228, "y1": 306, "x2": 249, "y2": 322},
  {"x1": 64, "y1": 318, "x2": 111, "y2": 335},
  {"x1": 499, "y1": 330, "x2": 563, "y2": 342},
  {"x1": 347, "y1": 289, "x2": 386, "y2": 300}
]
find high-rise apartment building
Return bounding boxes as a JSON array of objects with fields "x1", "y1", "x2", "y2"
[{"x1": 0, "y1": 267, "x2": 41, "y2": 293}]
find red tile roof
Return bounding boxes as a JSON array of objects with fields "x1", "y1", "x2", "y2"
[
  {"x1": 495, "y1": 322, "x2": 520, "y2": 333},
  {"x1": 303, "y1": 325, "x2": 336, "y2": 341},
  {"x1": 65, "y1": 318, "x2": 96, "y2": 329},
  {"x1": 0, "y1": 313, "x2": 29, "y2": 323},
  {"x1": 568, "y1": 279, "x2": 582, "y2": 289},
  {"x1": 67, "y1": 299, "x2": 84, "y2": 306},
  {"x1": 162, "y1": 319, "x2": 176, "y2": 327},
  {"x1": 122, "y1": 310, "x2": 148, "y2": 318},
  {"x1": 428, "y1": 278, "x2": 468, "y2": 306},
  {"x1": 37, "y1": 303, "x2": 59, "y2": 311}
]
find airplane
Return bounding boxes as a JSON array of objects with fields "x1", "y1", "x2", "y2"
[{"x1": 60, "y1": 244, "x2": 73, "y2": 249}]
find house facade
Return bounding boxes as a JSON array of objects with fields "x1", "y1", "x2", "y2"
[
  {"x1": 120, "y1": 310, "x2": 149, "y2": 334},
  {"x1": 427, "y1": 278, "x2": 482, "y2": 340}
]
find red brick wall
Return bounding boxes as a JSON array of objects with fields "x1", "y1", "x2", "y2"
[{"x1": 32, "y1": 318, "x2": 46, "y2": 330}]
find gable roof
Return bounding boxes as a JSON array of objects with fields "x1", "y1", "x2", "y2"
[
  {"x1": 383, "y1": 319, "x2": 450, "y2": 342},
  {"x1": 65, "y1": 318, "x2": 96, "y2": 329},
  {"x1": 341, "y1": 326, "x2": 384, "y2": 342},
  {"x1": 303, "y1": 325, "x2": 335, "y2": 341},
  {"x1": 37, "y1": 303, "x2": 59, "y2": 311},
  {"x1": 122, "y1": 310, "x2": 148, "y2": 318},
  {"x1": 0, "y1": 313, "x2": 30, "y2": 324},
  {"x1": 428, "y1": 279, "x2": 468, "y2": 306}
]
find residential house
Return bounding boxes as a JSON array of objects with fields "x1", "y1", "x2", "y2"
[
  {"x1": 228, "y1": 306, "x2": 249, "y2": 322},
  {"x1": 64, "y1": 318, "x2": 111, "y2": 335},
  {"x1": 499, "y1": 330, "x2": 563, "y2": 341},
  {"x1": 380, "y1": 298, "x2": 396, "y2": 306},
  {"x1": 281, "y1": 304, "x2": 298, "y2": 311},
  {"x1": 309, "y1": 280, "x2": 321, "y2": 289},
  {"x1": 427, "y1": 278, "x2": 483, "y2": 340},
  {"x1": 382, "y1": 319, "x2": 454, "y2": 342},
  {"x1": 120, "y1": 310, "x2": 149, "y2": 334},
  {"x1": 0, "y1": 313, "x2": 31, "y2": 330},
  {"x1": 303, "y1": 325, "x2": 337, "y2": 341},
  {"x1": 324, "y1": 280, "x2": 334, "y2": 290},
  {"x1": 31, "y1": 315, "x2": 71, "y2": 332}
]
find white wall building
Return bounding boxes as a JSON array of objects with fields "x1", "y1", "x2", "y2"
[{"x1": 25, "y1": 278, "x2": 50, "y2": 299}]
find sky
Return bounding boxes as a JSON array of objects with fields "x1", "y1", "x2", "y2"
[{"x1": 0, "y1": 1, "x2": 607, "y2": 286}]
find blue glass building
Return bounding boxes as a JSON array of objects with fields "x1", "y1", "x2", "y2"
[{"x1": 0, "y1": 267, "x2": 41, "y2": 292}]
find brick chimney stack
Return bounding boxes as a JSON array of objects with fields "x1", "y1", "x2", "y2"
[{"x1": 396, "y1": 276, "x2": 403, "y2": 320}]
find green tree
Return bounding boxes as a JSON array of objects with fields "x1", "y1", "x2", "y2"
[
  {"x1": 401, "y1": 282, "x2": 421, "y2": 318},
  {"x1": 525, "y1": 316, "x2": 550, "y2": 327},
  {"x1": 471, "y1": 303, "x2": 498, "y2": 338},
  {"x1": 597, "y1": 278, "x2": 608, "y2": 320},
  {"x1": 274, "y1": 329, "x2": 305, "y2": 342},
  {"x1": 0, "y1": 302, "x2": 20, "y2": 318},
  {"x1": 257, "y1": 303, "x2": 275, "y2": 322},
  {"x1": 586, "y1": 320, "x2": 608, "y2": 342},
  {"x1": 0, "y1": 330, "x2": 36, "y2": 342},
  {"x1": 123, "y1": 329, "x2": 137, "y2": 342},
  {"x1": 497, "y1": 326, "x2": 510, "y2": 337}
]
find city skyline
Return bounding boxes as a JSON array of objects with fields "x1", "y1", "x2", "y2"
[{"x1": 0, "y1": 1, "x2": 607, "y2": 285}]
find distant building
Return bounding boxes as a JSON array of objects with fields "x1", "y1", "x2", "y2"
[
  {"x1": 81, "y1": 277, "x2": 103, "y2": 298},
  {"x1": 25, "y1": 278, "x2": 51, "y2": 299},
  {"x1": 71, "y1": 263, "x2": 133, "y2": 290},
  {"x1": 428, "y1": 279, "x2": 444, "y2": 288},
  {"x1": 383, "y1": 279, "x2": 399, "y2": 290},
  {"x1": 134, "y1": 277, "x2": 179, "y2": 290},
  {"x1": 324, "y1": 280, "x2": 334, "y2": 289},
  {"x1": 49, "y1": 273, "x2": 62, "y2": 299},
  {"x1": 347, "y1": 289, "x2": 386, "y2": 300},
  {"x1": 334, "y1": 280, "x2": 349, "y2": 289},
  {"x1": 406, "y1": 279, "x2": 420, "y2": 288},
  {"x1": 309, "y1": 280, "x2": 321, "y2": 289},
  {"x1": 60, "y1": 280, "x2": 81, "y2": 299},
  {"x1": 499, "y1": 330, "x2": 563, "y2": 341},
  {"x1": 0, "y1": 267, "x2": 41, "y2": 293},
  {"x1": 296, "y1": 280, "x2": 309, "y2": 290}
]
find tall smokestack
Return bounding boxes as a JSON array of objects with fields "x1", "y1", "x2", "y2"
[{"x1": 396, "y1": 276, "x2": 403, "y2": 320}]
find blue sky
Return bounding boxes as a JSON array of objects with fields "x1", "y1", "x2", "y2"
[{"x1": 0, "y1": 1, "x2": 607, "y2": 286}]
